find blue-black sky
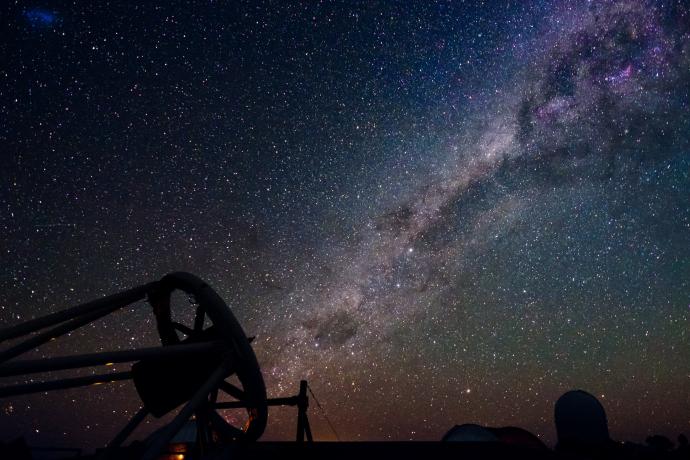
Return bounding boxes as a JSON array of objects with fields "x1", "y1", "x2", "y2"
[{"x1": 1, "y1": 0, "x2": 689, "y2": 450}]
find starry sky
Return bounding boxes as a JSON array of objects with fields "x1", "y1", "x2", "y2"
[{"x1": 1, "y1": 0, "x2": 689, "y2": 450}]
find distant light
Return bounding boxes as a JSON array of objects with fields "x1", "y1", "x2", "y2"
[
  {"x1": 466, "y1": 388, "x2": 471, "y2": 394},
  {"x1": 24, "y1": 8, "x2": 57, "y2": 27}
]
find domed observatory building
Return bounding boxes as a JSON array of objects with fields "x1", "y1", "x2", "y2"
[{"x1": 555, "y1": 390, "x2": 610, "y2": 451}]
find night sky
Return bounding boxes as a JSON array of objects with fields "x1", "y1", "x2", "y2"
[{"x1": 1, "y1": 0, "x2": 689, "y2": 450}]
